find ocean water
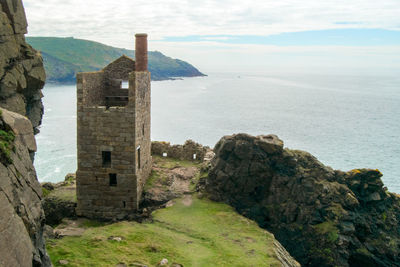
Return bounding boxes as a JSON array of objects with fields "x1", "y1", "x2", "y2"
[{"x1": 35, "y1": 72, "x2": 400, "y2": 192}]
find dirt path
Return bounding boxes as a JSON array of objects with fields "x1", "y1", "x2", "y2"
[
  {"x1": 143, "y1": 163, "x2": 199, "y2": 208},
  {"x1": 54, "y1": 219, "x2": 86, "y2": 237},
  {"x1": 181, "y1": 194, "x2": 193, "y2": 206}
]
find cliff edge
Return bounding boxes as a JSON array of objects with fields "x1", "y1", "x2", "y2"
[
  {"x1": 0, "y1": 108, "x2": 51, "y2": 266},
  {"x1": 206, "y1": 133, "x2": 400, "y2": 267},
  {"x1": 0, "y1": 0, "x2": 50, "y2": 266},
  {"x1": 0, "y1": 0, "x2": 46, "y2": 133}
]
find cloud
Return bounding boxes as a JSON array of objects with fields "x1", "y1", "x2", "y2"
[
  {"x1": 150, "y1": 40, "x2": 400, "y2": 74},
  {"x1": 22, "y1": 0, "x2": 400, "y2": 74},
  {"x1": 23, "y1": 0, "x2": 400, "y2": 49}
]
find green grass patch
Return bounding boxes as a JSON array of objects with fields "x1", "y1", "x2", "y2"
[
  {"x1": 153, "y1": 155, "x2": 201, "y2": 169},
  {"x1": 47, "y1": 197, "x2": 282, "y2": 267},
  {"x1": 314, "y1": 221, "x2": 339, "y2": 243},
  {"x1": 48, "y1": 187, "x2": 77, "y2": 202},
  {"x1": 144, "y1": 170, "x2": 169, "y2": 191},
  {"x1": 42, "y1": 187, "x2": 51, "y2": 198},
  {"x1": 0, "y1": 128, "x2": 15, "y2": 164}
]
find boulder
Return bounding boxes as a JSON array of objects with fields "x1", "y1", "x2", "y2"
[{"x1": 206, "y1": 133, "x2": 400, "y2": 267}]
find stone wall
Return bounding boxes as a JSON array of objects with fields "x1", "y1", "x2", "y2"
[
  {"x1": 77, "y1": 72, "x2": 105, "y2": 107},
  {"x1": 152, "y1": 139, "x2": 209, "y2": 161},
  {"x1": 76, "y1": 106, "x2": 138, "y2": 219},
  {"x1": 0, "y1": 0, "x2": 46, "y2": 134},
  {"x1": 131, "y1": 71, "x2": 152, "y2": 200},
  {"x1": 76, "y1": 57, "x2": 151, "y2": 220}
]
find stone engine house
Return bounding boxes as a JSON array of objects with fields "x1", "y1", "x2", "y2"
[{"x1": 76, "y1": 34, "x2": 151, "y2": 219}]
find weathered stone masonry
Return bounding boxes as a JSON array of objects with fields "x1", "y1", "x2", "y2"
[{"x1": 76, "y1": 34, "x2": 151, "y2": 219}]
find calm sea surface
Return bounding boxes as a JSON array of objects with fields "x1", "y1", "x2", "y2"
[{"x1": 35, "y1": 72, "x2": 400, "y2": 192}]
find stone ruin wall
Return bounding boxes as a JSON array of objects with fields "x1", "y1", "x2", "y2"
[
  {"x1": 76, "y1": 63, "x2": 152, "y2": 219},
  {"x1": 77, "y1": 71, "x2": 106, "y2": 106},
  {"x1": 131, "y1": 71, "x2": 152, "y2": 201},
  {"x1": 151, "y1": 140, "x2": 209, "y2": 161}
]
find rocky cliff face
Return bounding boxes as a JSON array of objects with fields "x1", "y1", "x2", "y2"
[
  {"x1": 0, "y1": 1, "x2": 50, "y2": 266},
  {"x1": 206, "y1": 133, "x2": 400, "y2": 267},
  {"x1": 0, "y1": 108, "x2": 51, "y2": 267},
  {"x1": 0, "y1": 0, "x2": 46, "y2": 134}
]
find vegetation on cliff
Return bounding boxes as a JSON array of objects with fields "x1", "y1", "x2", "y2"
[
  {"x1": 26, "y1": 37, "x2": 206, "y2": 83},
  {"x1": 43, "y1": 155, "x2": 298, "y2": 267},
  {"x1": 47, "y1": 197, "x2": 286, "y2": 267},
  {"x1": 205, "y1": 133, "x2": 400, "y2": 267},
  {"x1": 0, "y1": 110, "x2": 15, "y2": 164}
]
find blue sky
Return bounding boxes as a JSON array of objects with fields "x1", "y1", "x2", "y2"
[
  {"x1": 162, "y1": 29, "x2": 400, "y2": 46},
  {"x1": 23, "y1": 0, "x2": 400, "y2": 74}
]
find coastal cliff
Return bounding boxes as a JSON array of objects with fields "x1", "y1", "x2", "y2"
[
  {"x1": 0, "y1": 1, "x2": 50, "y2": 266},
  {"x1": 206, "y1": 133, "x2": 400, "y2": 267},
  {"x1": 0, "y1": 108, "x2": 51, "y2": 266},
  {"x1": 0, "y1": 0, "x2": 46, "y2": 134}
]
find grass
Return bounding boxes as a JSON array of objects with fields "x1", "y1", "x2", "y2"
[
  {"x1": 314, "y1": 221, "x2": 339, "y2": 243},
  {"x1": 153, "y1": 155, "x2": 202, "y2": 169},
  {"x1": 47, "y1": 197, "x2": 282, "y2": 267},
  {"x1": 144, "y1": 170, "x2": 170, "y2": 191},
  {"x1": 48, "y1": 187, "x2": 77, "y2": 202},
  {"x1": 0, "y1": 128, "x2": 15, "y2": 164}
]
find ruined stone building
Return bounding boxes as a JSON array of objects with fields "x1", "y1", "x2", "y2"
[{"x1": 76, "y1": 34, "x2": 152, "y2": 219}]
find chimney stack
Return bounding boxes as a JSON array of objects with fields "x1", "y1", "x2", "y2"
[{"x1": 135, "y1": 33, "x2": 148, "y2": 71}]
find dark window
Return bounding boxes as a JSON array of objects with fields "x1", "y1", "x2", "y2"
[
  {"x1": 142, "y1": 124, "x2": 145, "y2": 136},
  {"x1": 102, "y1": 151, "x2": 111, "y2": 167},
  {"x1": 109, "y1": 173, "x2": 117, "y2": 186},
  {"x1": 137, "y1": 147, "x2": 141, "y2": 169},
  {"x1": 123, "y1": 201, "x2": 126, "y2": 208}
]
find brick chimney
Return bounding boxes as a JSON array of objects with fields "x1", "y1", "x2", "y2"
[{"x1": 135, "y1": 33, "x2": 148, "y2": 71}]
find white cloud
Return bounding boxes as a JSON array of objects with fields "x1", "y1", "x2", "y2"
[
  {"x1": 150, "y1": 41, "x2": 400, "y2": 74},
  {"x1": 22, "y1": 0, "x2": 400, "y2": 74},
  {"x1": 24, "y1": 0, "x2": 400, "y2": 49}
]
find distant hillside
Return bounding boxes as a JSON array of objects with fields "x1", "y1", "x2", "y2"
[{"x1": 26, "y1": 37, "x2": 205, "y2": 83}]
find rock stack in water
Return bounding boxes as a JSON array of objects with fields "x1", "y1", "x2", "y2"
[
  {"x1": 206, "y1": 133, "x2": 400, "y2": 267},
  {"x1": 0, "y1": 0, "x2": 50, "y2": 266}
]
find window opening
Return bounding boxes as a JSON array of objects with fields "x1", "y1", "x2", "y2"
[
  {"x1": 102, "y1": 151, "x2": 111, "y2": 167},
  {"x1": 121, "y1": 80, "x2": 129, "y2": 89},
  {"x1": 109, "y1": 173, "x2": 117, "y2": 186},
  {"x1": 137, "y1": 147, "x2": 141, "y2": 169}
]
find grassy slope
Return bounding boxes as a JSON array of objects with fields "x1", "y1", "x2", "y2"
[
  {"x1": 47, "y1": 197, "x2": 281, "y2": 267},
  {"x1": 26, "y1": 37, "x2": 205, "y2": 82},
  {"x1": 46, "y1": 157, "x2": 281, "y2": 266}
]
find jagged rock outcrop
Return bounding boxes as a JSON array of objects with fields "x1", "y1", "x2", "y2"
[
  {"x1": 0, "y1": 108, "x2": 51, "y2": 267},
  {"x1": 0, "y1": 0, "x2": 46, "y2": 134},
  {"x1": 206, "y1": 133, "x2": 400, "y2": 267}
]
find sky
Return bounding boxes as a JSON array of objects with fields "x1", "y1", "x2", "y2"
[{"x1": 23, "y1": 0, "x2": 400, "y2": 74}]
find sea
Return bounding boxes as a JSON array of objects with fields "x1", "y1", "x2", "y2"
[{"x1": 34, "y1": 72, "x2": 400, "y2": 192}]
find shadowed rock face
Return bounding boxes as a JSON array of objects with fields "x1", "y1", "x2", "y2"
[
  {"x1": 206, "y1": 133, "x2": 400, "y2": 267},
  {"x1": 0, "y1": 108, "x2": 51, "y2": 267},
  {"x1": 0, "y1": 1, "x2": 50, "y2": 266},
  {"x1": 0, "y1": 0, "x2": 46, "y2": 134}
]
